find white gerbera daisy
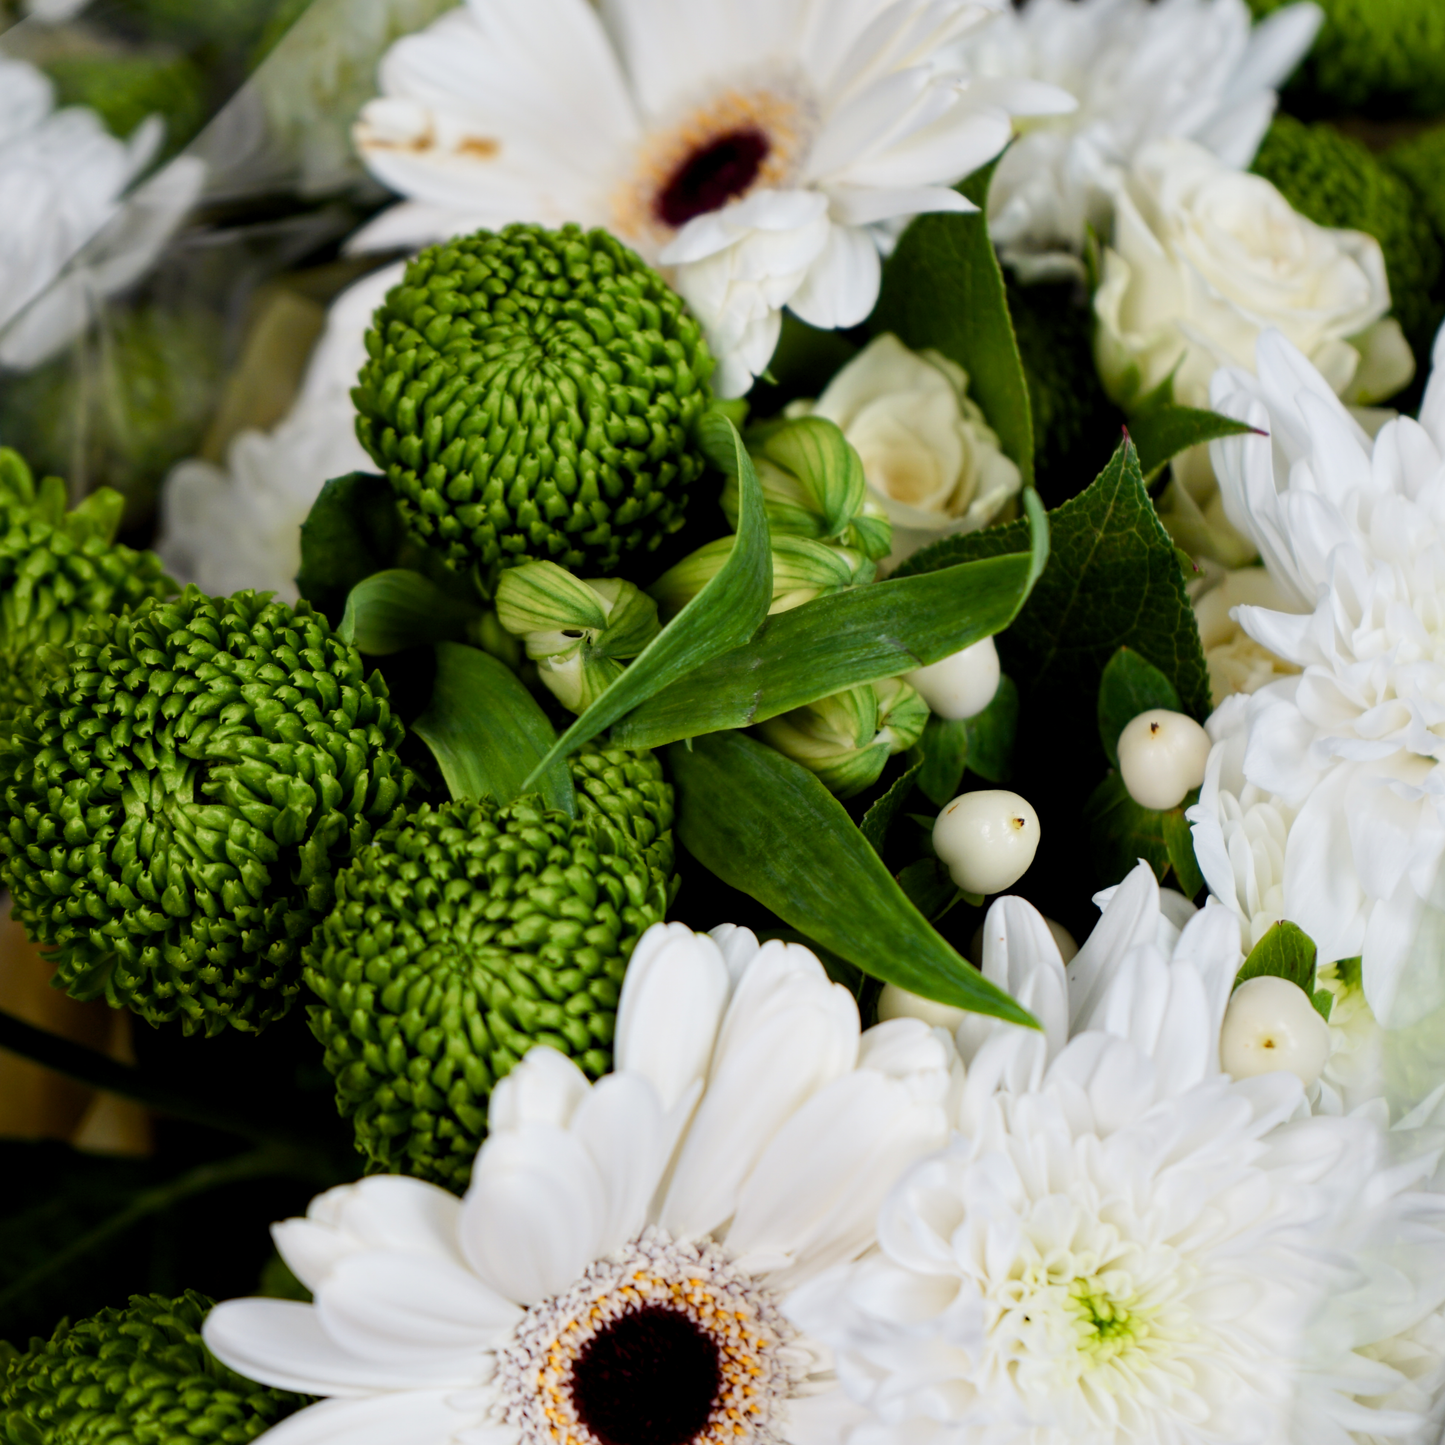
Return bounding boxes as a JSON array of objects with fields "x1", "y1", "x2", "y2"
[
  {"x1": 348, "y1": 0, "x2": 1073, "y2": 396},
  {"x1": 204, "y1": 921, "x2": 955, "y2": 1444}
]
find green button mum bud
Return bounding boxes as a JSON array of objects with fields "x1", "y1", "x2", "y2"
[
  {"x1": 0, "y1": 1291, "x2": 305, "y2": 1444},
  {"x1": 353, "y1": 223, "x2": 713, "y2": 591},
  {"x1": 494, "y1": 560, "x2": 660, "y2": 713},
  {"x1": 721, "y1": 416, "x2": 893, "y2": 562},
  {"x1": 756, "y1": 678, "x2": 928, "y2": 798},
  {"x1": 650, "y1": 533, "x2": 876, "y2": 621},
  {"x1": 568, "y1": 738, "x2": 676, "y2": 899},
  {"x1": 0, "y1": 449, "x2": 175, "y2": 725},
  {"x1": 0, "y1": 588, "x2": 412, "y2": 1036},
  {"x1": 305, "y1": 793, "x2": 668, "y2": 1190}
]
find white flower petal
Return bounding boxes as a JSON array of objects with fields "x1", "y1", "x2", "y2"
[
  {"x1": 486, "y1": 1047, "x2": 592, "y2": 1133},
  {"x1": 786, "y1": 223, "x2": 881, "y2": 331},
  {"x1": 250, "y1": 1393, "x2": 484, "y2": 1445}
]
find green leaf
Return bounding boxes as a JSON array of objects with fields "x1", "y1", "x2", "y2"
[
  {"x1": 895, "y1": 438, "x2": 1211, "y2": 722},
  {"x1": 896, "y1": 857, "x2": 961, "y2": 922},
  {"x1": 860, "y1": 761, "x2": 922, "y2": 854},
  {"x1": 1084, "y1": 772, "x2": 1171, "y2": 888},
  {"x1": 1162, "y1": 806, "x2": 1204, "y2": 897},
  {"x1": 522, "y1": 415, "x2": 773, "y2": 786},
  {"x1": 296, "y1": 473, "x2": 406, "y2": 621},
  {"x1": 916, "y1": 716, "x2": 969, "y2": 809},
  {"x1": 962, "y1": 674, "x2": 1020, "y2": 784},
  {"x1": 338, "y1": 569, "x2": 483, "y2": 656},
  {"x1": 611, "y1": 491, "x2": 1048, "y2": 750},
  {"x1": 669, "y1": 731, "x2": 1038, "y2": 1028},
  {"x1": 1129, "y1": 403, "x2": 1259, "y2": 481},
  {"x1": 1311, "y1": 989, "x2": 1334, "y2": 1022},
  {"x1": 871, "y1": 159, "x2": 1034, "y2": 486},
  {"x1": 413, "y1": 641, "x2": 576, "y2": 815},
  {"x1": 1236, "y1": 920, "x2": 1319, "y2": 996},
  {"x1": 1097, "y1": 646, "x2": 1183, "y2": 768}
]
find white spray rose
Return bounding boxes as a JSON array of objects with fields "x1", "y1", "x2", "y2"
[
  {"x1": 796, "y1": 333, "x2": 1022, "y2": 570},
  {"x1": 1094, "y1": 137, "x2": 1411, "y2": 411}
]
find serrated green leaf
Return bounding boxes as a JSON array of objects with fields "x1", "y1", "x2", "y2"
[
  {"x1": 871, "y1": 160, "x2": 1034, "y2": 486},
  {"x1": 296, "y1": 472, "x2": 407, "y2": 621},
  {"x1": 1084, "y1": 771, "x2": 1171, "y2": 888},
  {"x1": 860, "y1": 762, "x2": 922, "y2": 854},
  {"x1": 896, "y1": 857, "x2": 960, "y2": 922},
  {"x1": 1097, "y1": 646, "x2": 1184, "y2": 768},
  {"x1": 1236, "y1": 921, "x2": 1319, "y2": 998},
  {"x1": 895, "y1": 438, "x2": 1211, "y2": 723},
  {"x1": 414, "y1": 642, "x2": 575, "y2": 815},
  {"x1": 1130, "y1": 403, "x2": 1259, "y2": 481},
  {"x1": 523, "y1": 415, "x2": 772, "y2": 786},
  {"x1": 669, "y1": 731, "x2": 1037, "y2": 1028},
  {"x1": 611, "y1": 491, "x2": 1048, "y2": 750},
  {"x1": 338, "y1": 569, "x2": 483, "y2": 655},
  {"x1": 1162, "y1": 804, "x2": 1204, "y2": 897}
]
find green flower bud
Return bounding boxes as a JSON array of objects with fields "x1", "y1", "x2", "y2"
[
  {"x1": 721, "y1": 416, "x2": 893, "y2": 561},
  {"x1": 305, "y1": 790, "x2": 668, "y2": 1191},
  {"x1": 0, "y1": 1291, "x2": 305, "y2": 1444},
  {"x1": 495, "y1": 561, "x2": 659, "y2": 713},
  {"x1": 353, "y1": 224, "x2": 714, "y2": 592},
  {"x1": 650, "y1": 533, "x2": 876, "y2": 620},
  {"x1": 756, "y1": 677, "x2": 929, "y2": 798},
  {"x1": 0, "y1": 588, "x2": 412, "y2": 1036},
  {"x1": 568, "y1": 738, "x2": 676, "y2": 897},
  {"x1": 0, "y1": 450, "x2": 176, "y2": 725}
]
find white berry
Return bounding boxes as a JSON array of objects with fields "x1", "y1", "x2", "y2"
[
  {"x1": 1220, "y1": 975, "x2": 1331, "y2": 1087},
  {"x1": 905, "y1": 637, "x2": 1000, "y2": 720},
  {"x1": 933, "y1": 789, "x2": 1040, "y2": 895},
  {"x1": 877, "y1": 982, "x2": 968, "y2": 1031},
  {"x1": 1117, "y1": 708, "x2": 1211, "y2": 811}
]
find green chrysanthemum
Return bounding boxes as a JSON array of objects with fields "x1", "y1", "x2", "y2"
[
  {"x1": 1251, "y1": 115, "x2": 1442, "y2": 354},
  {"x1": 305, "y1": 786, "x2": 670, "y2": 1191},
  {"x1": 568, "y1": 739, "x2": 676, "y2": 895},
  {"x1": 0, "y1": 588, "x2": 411, "y2": 1036},
  {"x1": 1387, "y1": 125, "x2": 1445, "y2": 258},
  {"x1": 0, "y1": 1291, "x2": 305, "y2": 1445},
  {"x1": 0, "y1": 450, "x2": 176, "y2": 726},
  {"x1": 353, "y1": 223, "x2": 713, "y2": 592}
]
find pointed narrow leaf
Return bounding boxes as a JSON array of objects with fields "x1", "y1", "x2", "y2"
[
  {"x1": 860, "y1": 761, "x2": 922, "y2": 854},
  {"x1": 523, "y1": 414, "x2": 772, "y2": 786},
  {"x1": 413, "y1": 642, "x2": 575, "y2": 815},
  {"x1": 961, "y1": 674, "x2": 1020, "y2": 784},
  {"x1": 339, "y1": 570, "x2": 482, "y2": 655},
  {"x1": 612, "y1": 491, "x2": 1047, "y2": 750},
  {"x1": 1097, "y1": 646, "x2": 1183, "y2": 768},
  {"x1": 1162, "y1": 807, "x2": 1204, "y2": 897},
  {"x1": 916, "y1": 717, "x2": 968, "y2": 808},
  {"x1": 1129, "y1": 403, "x2": 1258, "y2": 480},
  {"x1": 670, "y1": 732, "x2": 1038, "y2": 1028}
]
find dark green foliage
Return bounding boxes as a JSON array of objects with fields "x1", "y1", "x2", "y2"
[
  {"x1": 353, "y1": 224, "x2": 714, "y2": 592},
  {"x1": 0, "y1": 588, "x2": 411, "y2": 1036},
  {"x1": 45, "y1": 53, "x2": 207, "y2": 156},
  {"x1": 305, "y1": 789, "x2": 669, "y2": 1190},
  {"x1": 0, "y1": 1292, "x2": 304, "y2": 1444},
  {"x1": 1252, "y1": 115, "x2": 1442, "y2": 355},
  {"x1": 1387, "y1": 125, "x2": 1445, "y2": 259},
  {"x1": 0, "y1": 451, "x2": 175, "y2": 726}
]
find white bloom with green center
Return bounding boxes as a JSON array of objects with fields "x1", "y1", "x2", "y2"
[
  {"x1": 788, "y1": 864, "x2": 1445, "y2": 1444},
  {"x1": 347, "y1": 0, "x2": 1074, "y2": 396},
  {"x1": 204, "y1": 922, "x2": 955, "y2": 1444}
]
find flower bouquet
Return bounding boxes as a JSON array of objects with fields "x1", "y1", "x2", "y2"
[{"x1": 3, "y1": 0, "x2": 1445, "y2": 1441}]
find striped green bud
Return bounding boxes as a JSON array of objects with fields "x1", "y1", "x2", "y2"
[
  {"x1": 0, "y1": 588, "x2": 412, "y2": 1036},
  {"x1": 495, "y1": 561, "x2": 660, "y2": 713},
  {"x1": 650, "y1": 533, "x2": 877, "y2": 620},
  {"x1": 305, "y1": 787, "x2": 669, "y2": 1191},
  {"x1": 0, "y1": 1291, "x2": 305, "y2": 1444},
  {"x1": 722, "y1": 416, "x2": 893, "y2": 562},
  {"x1": 757, "y1": 677, "x2": 929, "y2": 798},
  {"x1": 353, "y1": 224, "x2": 714, "y2": 592},
  {"x1": 0, "y1": 449, "x2": 175, "y2": 725}
]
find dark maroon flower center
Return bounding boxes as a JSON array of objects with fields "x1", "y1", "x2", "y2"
[
  {"x1": 655, "y1": 127, "x2": 770, "y2": 229},
  {"x1": 568, "y1": 1304, "x2": 722, "y2": 1445}
]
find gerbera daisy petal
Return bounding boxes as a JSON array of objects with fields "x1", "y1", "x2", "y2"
[
  {"x1": 246, "y1": 1392, "x2": 480, "y2": 1445},
  {"x1": 787, "y1": 223, "x2": 881, "y2": 330}
]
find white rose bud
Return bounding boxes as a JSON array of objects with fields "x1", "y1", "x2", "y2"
[
  {"x1": 1220, "y1": 975, "x2": 1331, "y2": 1087},
  {"x1": 876, "y1": 982, "x2": 968, "y2": 1032},
  {"x1": 933, "y1": 789, "x2": 1040, "y2": 895},
  {"x1": 1117, "y1": 708, "x2": 1211, "y2": 812},
  {"x1": 905, "y1": 636, "x2": 1000, "y2": 720}
]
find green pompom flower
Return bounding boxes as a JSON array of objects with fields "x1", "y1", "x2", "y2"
[
  {"x1": 353, "y1": 223, "x2": 714, "y2": 592},
  {"x1": 1387, "y1": 124, "x2": 1445, "y2": 256},
  {"x1": 0, "y1": 450, "x2": 175, "y2": 726},
  {"x1": 0, "y1": 588, "x2": 411, "y2": 1036},
  {"x1": 0, "y1": 1291, "x2": 305, "y2": 1445},
  {"x1": 568, "y1": 738, "x2": 676, "y2": 896},
  {"x1": 1251, "y1": 114, "x2": 1442, "y2": 354},
  {"x1": 305, "y1": 785, "x2": 670, "y2": 1191}
]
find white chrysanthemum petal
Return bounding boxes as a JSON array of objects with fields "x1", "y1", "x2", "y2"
[
  {"x1": 978, "y1": 894, "x2": 1070, "y2": 1054},
  {"x1": 1064, "y1": 859, "x2": 1162, "y2": 1028}
]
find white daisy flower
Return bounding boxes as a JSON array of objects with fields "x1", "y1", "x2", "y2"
[
  {"x1": 203, "y1": 921, "x2": 955, "y2": 1444},
  {"x1": 1187, "y1": 327, "x2": 1445, "y2": 1031},
  {"x1": 348, "y1": 0, "x2": 1074, "y2": 396},
  {"x1": 947, "y1": 0, "x2": 1322, "y2": 280},
  {"x1": 788, "y1": 864, "x2": 1445, "y2": 1444}
]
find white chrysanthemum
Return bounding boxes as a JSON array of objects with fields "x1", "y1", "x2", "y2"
[
  {"x1": 1187, "y1": 328, "x2": 1445, "y2": 1030},
  {"x1": 155, "y1": 264, "x2": 395, "y2": 600},
  {"x1": 946, "y1": 0, "x2": 1321, "y2": 279},
  {"x1": 1193, "y1": 564, "x2": 1302, "y2": 708},
  {"x1": 204, "y1": 921, "x2": 954, "y2": 1444},
  {"x1": 347, "y1": 0, "x2": 1073, "y2": 396},
  {"x1": 788, "y1": 864, "x2": 1445, "y2": 1445}
]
